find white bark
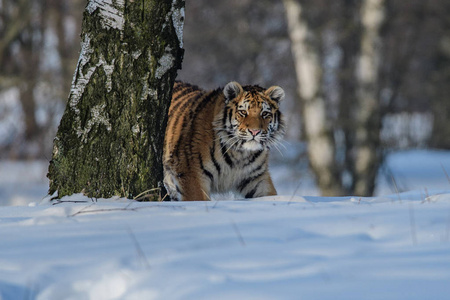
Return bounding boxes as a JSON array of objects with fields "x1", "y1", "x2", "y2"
[
  {"x1": 86, "y1": 0, "x2": 125, "y2": 30},
  {"x1": 69, "y1": 33, "x2": 116, "y2": 142},
  {"x1": 171, "y1": 0, "x2": 185, "y2": 48},
  {"x1": 283, "y1": 0, "x2": 320, "y2": 101},
  {"x1": 353, "y1": 0, "x2": 385, "y2": 195},
  {"x1": 284, "y1": 0, "x2": 343, "y2": 196}
]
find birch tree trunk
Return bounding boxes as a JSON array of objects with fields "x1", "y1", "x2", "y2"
[
  {"x1": 283, "y1": 0, "x2": 344, "y2": 196},
  {"x1": 47, "y1": 0, "x2": 185, "y2": 200},
  {"x1": 352, "y1": 0, "x2": 385, "y2": 196},
  {"x1": 284, "y1": 0, "x2": 386, "y2": 196}
]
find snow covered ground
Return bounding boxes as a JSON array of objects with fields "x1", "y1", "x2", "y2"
[{"x1": 0, "y1": 149, "x2": 450, "y2": 299}]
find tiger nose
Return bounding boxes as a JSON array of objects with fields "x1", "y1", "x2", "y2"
[{"x1": 248, "y1": 129, "x2": 261, "y2": 136}]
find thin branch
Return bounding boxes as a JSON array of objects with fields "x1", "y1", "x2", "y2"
[
  {"x1": 69, "y1": 202, "x2": 137, "y2": 217},
  {"x1": 52, "y1": 199, "x2": 90, "y2": 205}
]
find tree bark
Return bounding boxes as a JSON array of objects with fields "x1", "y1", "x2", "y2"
[
  {"x1": 48, "y1": 0, "x2": 185, "y2": 200},
  {"x1": 283, "y1": 0, "x2": 344, "y2": 196},
  {"x1": 352, "y1": 0, "x2": 385, "y2": 196}
]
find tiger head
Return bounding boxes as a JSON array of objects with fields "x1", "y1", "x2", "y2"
[{"x1": 215, "y1": 81, "x2": 285, "y2": 152}]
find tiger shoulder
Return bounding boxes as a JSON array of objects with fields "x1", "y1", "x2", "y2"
[{"x1": 163, "y1": 81, "x2": 285, "y2": 201}]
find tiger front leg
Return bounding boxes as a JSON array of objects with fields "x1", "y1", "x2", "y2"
[
  {"x1": 178, "y1": 174, "x2": 211, "y2": 201},
  {"x1": 164, "y1": 163, "x2": 211, "y2": 201},
  {"x1": 163, "y1": 168, "x2": 183, "y2": 201}
]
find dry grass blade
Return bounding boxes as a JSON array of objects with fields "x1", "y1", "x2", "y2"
[
  {"x1": 445, "y1": 210, "x2": 450, "y2": 243},
  {"x1": 134, "y1": 188, "x2": 161, "y2": 201},
  {"x1": 441, "y1": 163, "x2": 450, "y2": 184},
  {"x1": 391, "y1": 174, "x2": 401, "y2": 203},
  {"x1": 409, "y1": 204, "x2": 418, "y2": 246},
  {"x1": 127, "y1": 227, "x2": 151, "y2": 270},
  {"x1": 288, "y1": 178, "x2": 303, "y2": 205},
  {"x1": 231, "y1": 221, "x2": 246, "y2": 246}
]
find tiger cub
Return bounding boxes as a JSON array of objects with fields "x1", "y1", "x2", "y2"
[{"x1": 163, "y1": 81, "x2": 285, "y2": 201}]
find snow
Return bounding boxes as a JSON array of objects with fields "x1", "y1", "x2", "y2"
[{"x1": 0, "y1": 149, "x2": 450, "y2": 299}]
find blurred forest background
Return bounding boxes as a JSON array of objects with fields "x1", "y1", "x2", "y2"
[{"x1": 0, "y1": 0, "x2": 449, "y2": 196}]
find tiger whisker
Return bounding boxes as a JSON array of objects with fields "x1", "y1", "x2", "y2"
[
  {"x1": 272, "y1": 142, "x2": 284, "y2": 157},
  {"x1": 281, "y1": 140, "x2": 291, "y2": 146},
  {"x1": 277, "y1": 140, "x2": 288, "y2": 151},
  {"x1": 220, "y1": 136, "x2": 239, "y2": 152},
  {"x1": 221, "y1": 133, "x2": 238, "y2": 143},
  {"x1": 224, "y1": 138, "x2": 242, "y2": 155},
  {"x1": 263, "y1": 135, "x2": 285, "y2": 157}
]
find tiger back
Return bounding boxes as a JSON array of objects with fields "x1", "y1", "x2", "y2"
[{"x1": 163, "y1": 81, "x2": 285, "y2": 201}]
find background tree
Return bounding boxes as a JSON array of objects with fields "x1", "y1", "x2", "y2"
[
  {"x1": 282, "y1": 0, "x2": 447, "y2": 196},
  {"x1": 47, "y1": 0, "x2": 185, "y2": 200},
  {"x1": 0, "y1": 0, "x2": 44, "y2": 157},
  {"x1": 0, "y1": 0, "x2": 84, "y2": 158},
  {"x1": 429, "y1": 1, "x2": 450, "y2": 149}
]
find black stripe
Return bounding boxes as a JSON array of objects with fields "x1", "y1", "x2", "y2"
[
  {"x1": 169, "y1": 91, "x2": 200, "y2": 141},
  {"x1": 173, "y1": 81, "x2": 201, "y2": 93},
  {"x1": 245, "y1": 182, "x2": 261, "y2": 198},
  {"x1": 221, "y1": 106, "x2": 228, "y2": 128},
  {"x1": 210, "y1": 140, "x2": 221, "y2": 175},
  {"x1": 199, "y1": 153, "x2": 214, "y2": 182},
  {"x1": 220, "y1": 140, "x2": 234, "y2": 167},
  {"x1": 180, "y1": 91, "x2": 219, "y2": 163},
  {"x1": 169, "y1": 87, "x2": 221, "y2": 170},
  {"x1": 248, "y1": 162, "x2": 264, "y2": 176},
  {"x1": 170, "y1": 82, "x2": 204, "y2": 115},
  {"x1": 176, "y1": 184, "x2": 184, "y2": 195},
  {"x1": 243, "y1": 150, "x2": 263, "y2": 168},
  {"x1": 172, "y1": 82, "x2": 185, "y2": 94},
  {"x1": 172, "y1": 87, "x2": 197, "y2": 105},
  {"x1": 189, "y1": 89, "x2": 221, "y2": 121},
  {"x1": 170, "y1": 89, "x2": 201, "y2": 117},
  {"x1": 238, "y1": 168, "x2": 265, "y2": 192},
  {"x1": 227, "y1": 107, "x2": 233, "y2": 125},
  {"x1": 171, "y1": 92, "x2": 206, "y2": 161},
  {"x1": 274, "y1": 111, "x2": 280, "y2": 129}
]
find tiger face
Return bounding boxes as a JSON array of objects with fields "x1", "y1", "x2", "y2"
[{"x1": 215, "y1": 81, "x2": 285, "y2": 152}]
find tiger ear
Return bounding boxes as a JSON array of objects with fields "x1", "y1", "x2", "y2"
[
  {"x1": 265, "y1": 86, "x2": 285, "y2": 103},
  {"x1": 224, "y1": 81, "x2": 243, "y2": 102}
]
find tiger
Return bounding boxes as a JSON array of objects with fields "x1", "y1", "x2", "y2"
[{"x1": 163, "y1": 81, "x2": 285, "y2": 201}]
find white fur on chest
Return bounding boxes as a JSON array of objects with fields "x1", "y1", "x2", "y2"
[{"x1": 206, "y1": 147, "x2": 268, "y2": 194}]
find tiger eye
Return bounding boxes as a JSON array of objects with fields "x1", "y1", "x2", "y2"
[
  {"x1": 262, "y1": 112, "x2": 272, "y2": 119},
  {"x1": 238, "y1": 110, "x2": 247, "y2": 117}
]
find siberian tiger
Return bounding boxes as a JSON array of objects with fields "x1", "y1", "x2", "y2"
[{"x1": 163, "y1": 81, "x2": 285, "y2": 201}]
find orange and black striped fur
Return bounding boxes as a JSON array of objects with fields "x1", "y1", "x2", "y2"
[{"x1": 163, "y1": 81, "x2": 285, "y2": 201}]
